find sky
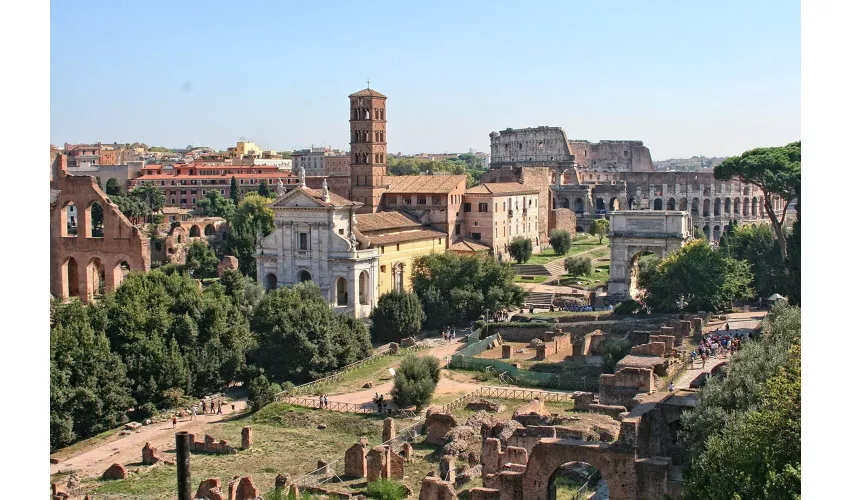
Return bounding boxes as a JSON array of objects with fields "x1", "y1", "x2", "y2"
[{"x1": 50, "y1": 0, "x2": 800, "y2": 160}]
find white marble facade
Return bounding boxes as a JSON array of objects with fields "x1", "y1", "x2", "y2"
[{"x1": 256, "y1": 181, "x2": 379, "y2": 319}]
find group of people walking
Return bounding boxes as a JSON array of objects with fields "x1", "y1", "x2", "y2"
[
  {"x1": 172, "y1": 398, "x2": 225, "y2": 427},
  {"x1": 317, "y1": 394, "x2": 330, "y2": 409},
  {"x1": 442, "y1": 327, "x2": 456, "y2": 341},
  {"x1": 373, "y1": 393, "x2": 387, "y2": 413},
  {"x1": 689, "y1": 323, "x2": 748, "y2": 368}
]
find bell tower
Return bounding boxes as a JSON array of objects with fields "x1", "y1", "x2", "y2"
[{"x1": 349, "y1": 87, "x2": 388, "y2": 213}]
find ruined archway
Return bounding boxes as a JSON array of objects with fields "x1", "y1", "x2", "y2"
[
  {"x1": 607, "y1": 211, "x2": 689, "y2": 299},
  {"x1": 691, "y1": 197, "x2": 699, "y2": 216},
  {"x1": 714, "y1": 198, "x2": 721, "y2": 216},
  {"x1": 298, "y1": 269, "x2": 312, "y2": 283},
  {"x1": 574, "y1": 198, "x2": 584, "y2": 214},
  {"x1": 678, "y1": 197, "x2": 688, "y2": 211},
  {"x1": 703, "y1": 199, "x2": 710, "y2": 217},
  {"x1": 86, "y1": 257, "x2": 106, "y2": 301},
  {"x1": 653, "y1": 198, "x2": 662, "y2": 210},
  {"x1": 190, "y1": 225, "x2": 201, "y2": 237},
  {"x1": 743, "y1": 197, "x2": 750, "y2": 216},
  {"x1": 61, "y1": 201, "x2": 78, "y2": 237},
  {"x1": 548, "y1": 462, "x2": 603, "y2": 500},
  {"x1": 266, "y1": 273, "x2": 277, "y2": 291},
  {"x1": 522, "y1": 439, "x2": 638, "y2": 500},
  {"x1": 358, "y1": 271, "x2": 370, "y2": 305},
  {"x1": 667, "y1": 197, "x2": 676, "y2": 210},
  {"x1": 204, "y1": 224, "x2": 215, "y2": 236},
  {"x1": 336, "y1": 277, "x2": 348, "y2": 306},
  {"x1": 87, "y1": 201, "x2": 104, "y2": 238},
  {"x1": 113, "y1": 260, "x2": 130, "y2": 289},
  {"x1": 62, "y1": 257, "x2": 80, "y2": 299},
  {"x1": 596, "y1": 198, "x2": 605, "y2": 211}
]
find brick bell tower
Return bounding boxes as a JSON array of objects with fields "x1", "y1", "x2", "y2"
[{"x1": 349, "y1": 86, "x2": 388, "y2": 213}]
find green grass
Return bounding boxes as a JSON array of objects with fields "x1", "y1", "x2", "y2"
[
  {"x1": 51, "y1": 426, "x2": 124, "y2": 462},
  {"x1": 513, "y1": 275, "x2": 550, "y2": 284},
  {"x1": 525, "y1": 237, "x2": 609, "y2": 265},
  {"x1": 89, "y1": 404, "x2": 396, "y2": 499},
  {"x1": 299, "y1": 353, "x2": 406, "y2": 396}
]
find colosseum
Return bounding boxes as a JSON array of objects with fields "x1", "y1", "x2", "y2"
[{"x1": 484, "y1": 126, "x2": 785, "y2": 240}]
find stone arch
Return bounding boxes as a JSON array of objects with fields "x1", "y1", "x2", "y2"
[
  {"x1": 61, "y1": 201, "x2": 78, "y2": 237},
  {"x1": 713, "y1": 225, "x2": 722, "y2": 242},
  {"x1": 204, "y1": 224, "x2": 215, "y2": 236},
  {"x1": 298, "y1": 269, "x2": 312, "y2": 282},
  {"x1": 190, "y1": 225, "x2": 201, "y2": 237},
  {"x1": 627, "y1": 197, "x2": 635, "y2": 210},
  {"x1": 724, "y1": 197, "x2": 731, "y2": 214},
  {"x1": 596, "y1": 198, "x2": 605, "y2": 211},
  {"x1": 392, "y1": 263, "x2": 405, "y2": 292},
  {"x1": 667, "y1": 197, "x2": 676, "y2": 210},
  {"x1": 691, "y1": 197, "x2": 699, "y2": 216},
  {"x1": 752, "y1": 197, "x2": 759, "y2": 217},
  {"x1": 86, "y1": 201, "x2": 104, "y2": 238},
  {"x1": 62, "y1": 257, "x2": 80, "y2": 299},
  {"x1": 714, "y1": 198, "x2": 721, "y2": 216},
  {"x1": 561, "y1": 199, "x2": 570, "y2": 209},
  {"x1": 574, "y1": 198, "x2": 584, "y2": 213},
  {"x1": 743, "y1": 197, "x2": 750, "y2": 216},
  {"x1": 336, "y1": 277, "x2": 348, "y2": 306},
  {"x1": 358, "y1": 271, "x2": 369, "y2": 305},
  {"x1": 653, "y1": 198, "x2": 663, "y2": 211},
  {"x1": 522, "y1": 439, "x2": 637, "y2": 500},
  {"x1": 112, "y1": 259, "x2": 130, "y2": 289},
  {"x1": 703, "y1": 224, "x2": 710, "y2": 239},
  {"x1": 609, "y1": 198, "x2": 620, "y2": 211},
  {"x1": 86, "y1": 257, "x2": 106, "y2": 301},
  {"x1": 678, "y1": 197, "x2": 688, "y2": 211},
  {"x1": 703, "y1": 199, "x2": 710, "y2": 217},
  {"x1": 744, "y1": 186, "x2": 750, "y2": 196},
  {"x1": 733, "y1": 197, "x2": 741, "y2": 215},
  {"x1": 265, "y1": 273, "x2": 277, "y2": 291},
  {"x1": 576, "y1": 226, "x2": 585, "y2": 233}
]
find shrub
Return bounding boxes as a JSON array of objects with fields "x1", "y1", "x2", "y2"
[
  {"x1": 247, "y1": 372, "x2": 279, "y2": 412},
  {"x1": 162, "y1": 387, "x2": 190, "y2": 410},
  {"x1": 508, "y1": 237, "x2": 533, "y2": 263},
  {"x1": 370, "y1": 290, "x2": 425, "y2": 343},
  {"x1": 549, "y1": 230, "x2": 572, "y2": 255},
  {"x1": 136, "y1": 402, "x2": 158, "y2": 419},
  {"x1": 365, "y1": 479, "x2": 408, "y2": 500},
  {"x1": 390, "y1": 355, "x2": 440, "y2": 411},
  {"x1": 599, "y1": 336, "x2": 632, "y2": 373},
  {"x1": 613, "y1": 300, "x2": 641, "y2": 315},
  {"x1": 564, "y1": 256, "x2": 593, "y2": 277}
]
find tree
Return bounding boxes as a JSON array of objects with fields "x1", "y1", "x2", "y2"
[
  {"x1": 719, "y1": 224, "x2": 786, "y2": 299},
  {"x1": 105, "y1": 177, "x2": 122, "y2": 196},
  {"x1": 390, "y1": 355, "x2": 440, "y2": 411},
  {"x1": 638, "y1": 240, "x2": 753, "y2": 312},
  {"x1": 786, "y1": 221, "x2": 801, "y2": 305},
  {"x1": 508, "y1": 237, "x2": 533, "y2": 263},
  {"x1": 250, "y1": 282, "x2": 372, "y2": 384},
  {"x1": 247, "y1": 371, "x2": 281, "y2": 412},
  {"x1": 599, "y1": 336, "x2": 632, "y2": 373},
  {"x1": 195, "y1": 190, "x2": 236, "y2": 219},
  {"x1": 230, "y1": 176, "x2": 241, "y2": 206},
  {"x1": 225, "y1": 193, "x2": 274, "y2": 277},
  {"x1": 714, "y1": 142, "x2": 801, "y2": 267},
  {"x1": 370, "y1": 291, "x2": 425, "y2": 343},
  {"x1": 549, "y1": 230, "x2": 572, "y2": 256},
  {"x1": 185, "y1": 241, "x2": 219, "y2": 279},
  {"x1": 564, "y1": 256, "x2": 593, "y2": 277},
  {"x1": 257, "y1": 180, "x2": 272, "y2": 198},
  {"x1": 412, "y1": 253, "x2": 527, "y2": 329},
  {"x1": 51, "y1": 301, "x2": 134, "y2": 450},
  {"x1": 130, "y1": 182, "x2": 165, "y2": 224},
  {"x1": 109, "y1": 195, "x2": 147, "y2": 225},
  {"x1": 681, "y1": 303, "x2": 801, "y2": 499},
  {"x1": 589, "y1": 218, "x2": 610, "y2": 244}
]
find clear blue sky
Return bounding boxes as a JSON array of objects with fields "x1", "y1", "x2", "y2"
[{"x1": 50, "y1": 0, "x2": 800, "y2": 160}]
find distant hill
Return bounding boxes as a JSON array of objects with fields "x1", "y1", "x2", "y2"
[{"x1": 653, "y1": 156, "x2": 727, "y2": 171}]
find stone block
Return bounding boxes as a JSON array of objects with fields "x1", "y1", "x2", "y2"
[
  {"x1": 425, "y1": 412, "x2": 458, "y2": 445},
  {"x1": 588, "y1": 403, "x2": 628, "y2": 419},
  {"x1": 195, "y1": 478, "x2": 221, "y2": 499},
  {"x1": 482, "y1": 438, "x2": 502, "y2": 476},
  {"x1": 102, "y1": 463, "x2": 128, "y2": 480},
  {"x1": 241, "y1": 426, "x2": 252, "y2": 450},
  {"x1": 366, "y1": 445, "x2": 389, "y2": 482},
  {"x1": 400, "y1": 442, "x2": 415, "y2": 462},
  {"x1": 572, "y1": 392, "x2": 596, "y2": 411},
  {"x1": 501, "y1": 344, "x2": 512, "y2": 359},
  {"x1": 388, "y1": 449, "x2": 405, "y2": 480},
  {"x1": 274, "y1": 473, "x2": 290, "y2": 490},
  {"x1": 503, "y1": 446, "x2": 528, "y2": 467},
  {"x1": 142, "y1": 442, "x2": 162, "y2": 465},
  {"x1": 419, "y1": 476, "x2": 457, "y2": 500},
  {"x1": 439, "y1": 455, "x2": 456, "y2": 484},
  {"x1": 468, "y1": 487, "x2": 500, "y2": 500},
  {"x1": 382, "y1": 417, "x2": 395, "y2": 443},
  {"x1": 344, "y1": 439, "x2": 368, "y2": 478}
]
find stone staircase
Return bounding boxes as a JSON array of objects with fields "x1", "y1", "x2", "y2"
[
  {"x1": 524, "y1": 291, "x2": 554, "y2": 309},
  {"x1": 543, "y1": 258, "x2": 567, "y2": 277},
  {"x1": 512, "y1": 263, "x2": 551, "y2": 276}
]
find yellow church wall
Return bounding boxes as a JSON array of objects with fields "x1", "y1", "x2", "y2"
[{"x1": 375, "y1": 236, "x2": 445, "y2": 297}]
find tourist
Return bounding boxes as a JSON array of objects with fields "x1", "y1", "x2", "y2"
[
  {"x1": 172, "y1": 415, "x2": 177, "y2": 428},
  {"x1": 668, "y1": 383, "x2": 674, "y2": 392},
  {"x1": 190, "y1": 406, "x2": 197, "y2": 421},
  {"x1": 725, "y1": 323, "x2": 730, "y2": 333},
  {"x1": 217, "y1": 400, "x2": 223, "y2": 415},
  {"x1": 201, "y1": 400, "x2": 206, "y2": 414}
]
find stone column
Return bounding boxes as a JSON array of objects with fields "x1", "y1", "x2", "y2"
[{"x1": 382, "y1": 418, "x2": 395, "y2": 443}]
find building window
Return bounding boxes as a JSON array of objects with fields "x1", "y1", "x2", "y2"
[
  {"x1": 380, "y1": 265, "x2": 386, "y2": 273},
  {"x1": 191, "y1": 197, "x2": 196, "y2": 203},
  {"x1": 417, "y1": 196, "x2": 426, "y2": 205},
  {"x1": 478, "y1": 203, "x2": 488, "y2": 212},
  {"x1": 299, "y1": 232, "x2": 308, "y2": 251},
  {"x1": 464, "y1": 203, "x2": 471, "y2": 213},
  {"x1": 455, "y1": 224, "x2": 461, "y2": 235},
  {"x1": 220, "y1": 189, "x2": 225, "y2": 194},
  {"x1": 380, "y1": 246, "x2": 385, "y2": 254},
  {"x1": 396, "y1": 244, "x2": 400, "y2": 251},
  {"x1": 387, "y1": 195, "x2": 397, "y2": 204},
  {"x1": 472, "y1": 233, "x2": 481, "y2": 241},
  {"x1": 473, "y1": 221, "x2": 479, "y2": 226},
  {"x1": 403, "y1": 197, "x2": 412, "y2": 204},
  {"x1": 339, "y1": 229, "x2": 344, "y2": 235}
]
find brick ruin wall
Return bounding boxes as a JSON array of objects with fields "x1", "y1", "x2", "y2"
[
  {"x1": 567, "y1": 140, "x2": 654, "y2": 173},
  {"x1": 599, "y1": 367, "x2": 655, "y2": 407},
  {"x1": 549, "y1": 208, "x2": 577, "y2": 235}
]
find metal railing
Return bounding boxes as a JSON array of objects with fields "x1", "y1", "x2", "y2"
[{"x1": 573, "y1": 469, "x2": 600, "y2": 499}]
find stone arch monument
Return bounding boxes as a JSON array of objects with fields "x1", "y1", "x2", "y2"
[{"x1": 607, "y1": 210, "x2": 690, "y2": 299}]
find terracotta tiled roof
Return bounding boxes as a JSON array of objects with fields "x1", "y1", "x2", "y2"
[
  {"x1": 465, "y1": 182, "x2": 538, "y2": 195},
  {"x1": 272, "y1": 186, "x2": 359, "y2": 208},
  {"x1": 356, "y1": 211, "x2": 421, "y2": 232},
  {"x1": 384, "y1": 175, "x2": 467, "y2": 194},
  {"x1": 366, "y1": 228, "x2": 446, "y2": 246},
  {"x1": 349, "y1": 88, "x2": 387, "y2": 98},
  {"x1": 448, "y1": 238, "x2": 491, "y2": 253}
]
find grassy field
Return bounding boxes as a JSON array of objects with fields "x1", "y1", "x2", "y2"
[
  {"x1": 525, "y1": 237, "x2": 609, "y2": 265},
  {"x1": 299, "y1": 353, "x2": 405, "y2": 396},
  {"x1": 89, "y1": 404, "x2": 400, "y2": 499},
  {"x1": 513, "y1": 275, "x2": 550, "y2": 284}
]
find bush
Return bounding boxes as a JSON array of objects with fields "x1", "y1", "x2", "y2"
[
  {"x1": 508, "y1": 237, "x2": 533, "y2": 263},
  {"x1": 613, "y1": 300, "x2": 642, "y2": 315},
  {"x1": 549, "y1": 230, "x2": 572, "y2": 255},
  {"x1": 390, "y1": 355, "x2": 440, "y2": 411},
  {"x1": 247, "y1": 372, "x2": 279, "y2": 412},
  {"x1": 599, "y1": 336, "x2": 632, "y2": 373},
  {"x1": 564, "y1": 256, "x2": 593, "y2": 277},
  {"x1": 136, "y1": 402, "x2": 158, "y2": 419},
  {"x1": 162, "y1": 387, "x2": 190, "y2": 410},
  {"x1": 365, "y1": 478, "x2": 408, "y2": 500},
  {"x1": 370, "y1": 290, "x2": 425, "y2": 343}
]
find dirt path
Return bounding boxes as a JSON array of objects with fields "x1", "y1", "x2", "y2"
[{"x1": 50, "y1": 399, "x2": 247, "y2": 479}]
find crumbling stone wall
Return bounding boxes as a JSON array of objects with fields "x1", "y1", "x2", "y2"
[
  {"x1": 630, "y1": 341, "x2": 666, "y2": 357},
  {"x1": 50, "y1": 154, "x2": 151, "y2": 302},
  {"x1": 549, "y1": 208, "x2": 577, "y2": 236},
  {"x1": 188, "y1": 433, "x2": 237, "y2": 454},
  {"x1": 425, "y1": 412, "x2": 458, "y2": 445},
  {"x1": 419, "y1": 476, "x2": 457, "y2": 500},
  {"x1": 344, "y1": 438, "x2": 369, "y2": 478},
  {"x1": 599, "y1": 367, "x2": 655, "y2": 407},
  {"x1": 649, "y1": 335, "x2": 675, "y2": 354}
]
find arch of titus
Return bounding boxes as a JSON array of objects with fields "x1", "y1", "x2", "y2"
[{"x1": 607, "y1": 211, "x2": 690, "y2": 299}]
